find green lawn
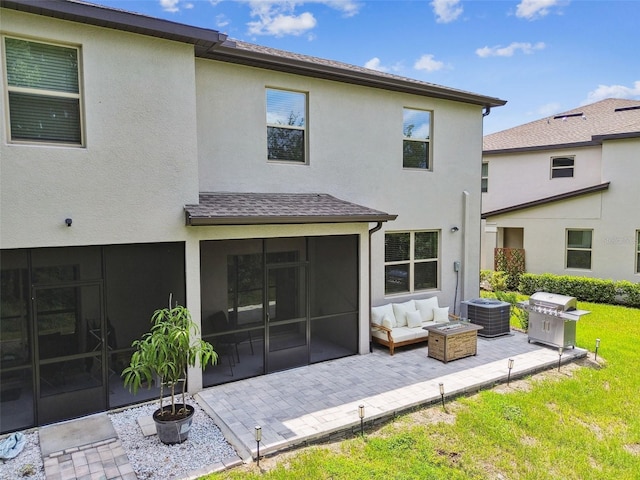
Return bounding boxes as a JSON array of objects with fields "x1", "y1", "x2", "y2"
[{"x1": 207, "y1": 302, "x2": 640, "y2": 479}]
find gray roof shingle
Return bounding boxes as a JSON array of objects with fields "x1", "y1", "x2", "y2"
[
  {"x1": 185, "y1": 193, "x2": 397, "y2": 226},
  {"x1": 484, "y1": 98, "x2": 640, "y2": 153}
]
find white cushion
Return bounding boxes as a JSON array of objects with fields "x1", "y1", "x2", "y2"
[
  {"x1": 390, "y1": 327, "x2": 419, "y2": 342},
  {"x1": 406, "y1": 310, "x2": 423, "y2": 328},
  {"x1": 433, "y1": 306, "x2": 450, "y2": 323},
  {"x1": 415, "y1": 297, "x2": 439, "y2": 321},
  {"x1": 392, "y1": 300, "x2": 416, "y2": 327},
  {"x1": 381, "y1": 315, "x2": 394, "y2": 330},
  {"x1": 372, "y1": 304, "x2": 396, "y2": 327}
]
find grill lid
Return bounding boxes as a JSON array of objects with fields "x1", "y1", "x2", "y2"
[{"x1": 529, "y1": 292, "x2": 577, "y2": 311}]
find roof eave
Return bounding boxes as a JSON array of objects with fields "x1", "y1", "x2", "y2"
[
  {"x1": 482, "y1": 182, "x2": 611, "y2": 219},
  {"x1": 483, "y1": 140, "x2": 599, "y2": 155},
  {"x1": 201, "y1": 46, "x2": 507, "y2": 109},
  {"x1": 186, "y1": 214, "x2": 398, "y2": 226}
]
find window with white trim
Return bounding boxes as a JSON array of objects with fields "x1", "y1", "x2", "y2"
[
  {"x1": 384, "y1": 231, "x2": 439, "y2": 294},
  {"x1": 551, "y1": 156, "x2": 574, "y2": 178},
  {"x1": 566, "y1": 229, "x2": 592, "y2": 269},
  {"x1": 266, "y1": 88, "x2": 307, "y2": 163},
  {"x1": 481, "y1": 162, "x2": 489, "y2": 192},
  {"x1": 403, "y1": 108, "x2": 432, "y2": 169},
  {"x1": 3, "y1": 36, "x2": 83, "y2": 145}
]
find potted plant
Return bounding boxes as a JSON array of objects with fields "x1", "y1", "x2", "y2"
[{"x1": 122, "y1": 294, "x2": 217, "y2": 444}]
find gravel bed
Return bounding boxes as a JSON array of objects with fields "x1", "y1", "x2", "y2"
[
  {"x1": 0, "y1": 397, "x2": 238, "y2": 480},
  {"x1": 109, "y1": 398, "x2": 239, "y2": 479}
]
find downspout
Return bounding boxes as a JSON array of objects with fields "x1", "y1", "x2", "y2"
[
  {"x1": 482, "y1": 106, "x2": 491, "y2": 117},
  {"x1": 368, "y1": 222, "x2": 383, "y2": 353}
]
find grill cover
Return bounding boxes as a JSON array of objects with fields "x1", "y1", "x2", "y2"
[{"x1": 529, "y1": 292, "x2": 577, "y2": 311}]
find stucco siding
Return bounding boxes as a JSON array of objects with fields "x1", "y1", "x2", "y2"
[{"x1": 1, "y1": 10, "x2": 199, "y2": 249}]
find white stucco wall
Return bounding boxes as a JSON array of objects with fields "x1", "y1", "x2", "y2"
[
  {"x1": 482, "y1": 146, "x2": 602, "y2": 213},
  {"x1": 0, "y1": 10, "x2": 200, "y2": 249},
  {"x1": 195, "y1": 59, "x2": 483, "y2": 310}
]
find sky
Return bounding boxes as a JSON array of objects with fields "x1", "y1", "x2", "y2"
[{"x1": 89, "y1": 0, "x2": 640, "y2": 134}]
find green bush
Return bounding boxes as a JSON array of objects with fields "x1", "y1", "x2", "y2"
[
  {"x1": 480, "y1": 270, "x2": 507, "y2": 292},
  {"x1": 518, "y1": 273, "x2": 640, "y2": 307}
]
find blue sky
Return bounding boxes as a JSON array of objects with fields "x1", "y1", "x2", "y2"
[{"x1": 90, "y1": 0, "x2": 640, "y2": 134}]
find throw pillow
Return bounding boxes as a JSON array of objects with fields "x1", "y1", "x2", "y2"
[
  {"x1": 372, "y1": 304, "x2": 396, "y2": 327},
  {"x1": 415, "y1": 297, "x2": 439, "y2": 321},
  {"x1": 382, "y1": 315, "x2": 394, "y2": 330},
  {"x1": 392, "y1": 300, "x2": 416, "y2": 327},
  {"x1": 406, "y1": 310, "x2": 423, "y2": 328},
  {"x1": 433, "y1": 306, "x2": 450, "y2": 323}
]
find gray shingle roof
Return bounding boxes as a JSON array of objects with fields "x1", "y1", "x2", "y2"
[
  {"x1": 185, "y1": 193, "x2": 397, "y2": 226},
  {"x1": 484, "y1": 98, "x2": 640, "y2": 153}
]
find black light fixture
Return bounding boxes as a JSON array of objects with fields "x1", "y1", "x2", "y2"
[
  {"x1": 558, "y1": 347, "x2": 564, "y2": 372},
  {"x1": 450, "y1": 226, "x2": 459, "y2": 233},
  {"x1": 358, "y1": 404, "x2": 365, "y2": 437},
  {"x1": 595, "y1": 338, "x2": 600, "y2": 360},
  {"x1": 254, "y1": 425, "x2": 262, "y2": 467},
  {"x1": 439, "y1": 383, "x2": 446, "y2": 411},
  {"x1": 507, "y1": 358, "x2": 514, "y2": 386},
  {"x1": 65, "y1": 218, "x2": 72, "y2": 227}
]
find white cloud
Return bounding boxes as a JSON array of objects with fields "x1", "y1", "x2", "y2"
[
  {"x1": 537, "y1": 102, "x2": 562, "y2": 117},
  {"x1": 476, "y1": 41, "x2": 545, "y2": 58},
  {"x1": 516, "y1": 0, "x2": 565, "y2": 20},
  {"x1": 216, "y1": 13, "x2": 230, "y2": 28},
  {"x1": 583, "y1": 81, "x2": 640, "y2": 104},
  {"x1": 364, "y1": 57, "x2": 388, "y2": 73},
  {"x1": 414, "y1": 54, "x2": 445, "y2": 72},
  {"x1": 430, "y1": 0, "x2": 463, "y2": 23},
  {"x1": 160, "y1": 0, "x2": 180, "y2": 13},
  {"x1": 245, "y1": 1, "x2": 362, "y2": 37}
]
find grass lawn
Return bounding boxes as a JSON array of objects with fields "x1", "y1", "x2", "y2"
[{"x1": 206, "y1": 301, "x2": 640, "y2": 479}]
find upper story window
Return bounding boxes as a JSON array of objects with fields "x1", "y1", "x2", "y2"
[
  {"x1": 266, "y1": 88, "x2": 307, "y2": 163},
  {"x1": 3, "y1": 36, "x2": 83, "y2": 146},
  {"x1": 481, "y1": 162, "x2": 489, "y2": 192},
  {"x1": 551, "y1": 156, "x2": 574, "y2": 178},
  {"x1": 402, "y1": 108, "x2": 432, "y2": 169},
  {"x1": 566, "y1": 229, "x2": 592, "y2": 270},
  {"x1": 385, "y1": 230, "x2": 439, "y2": 295}
]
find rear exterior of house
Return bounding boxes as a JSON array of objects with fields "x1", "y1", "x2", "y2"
[
  {"x1": 481, "y1": 99, "x2": 640, "y2": 283},
  {"x1": 0, "y1": 0, "x2": 504, "y2": 433}
]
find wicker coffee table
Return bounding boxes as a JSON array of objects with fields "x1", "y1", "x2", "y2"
[{"x1": 424, "y1": 322, "x2": 483, "y2": 363}]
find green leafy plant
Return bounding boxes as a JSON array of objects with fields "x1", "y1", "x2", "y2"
[{"x1": 122, "y1": 295, "x2": 217, "y2": 418}]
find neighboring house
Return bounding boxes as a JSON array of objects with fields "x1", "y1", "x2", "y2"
[
  {"x1": 0, "y1": 0, "x2": 505, "y2": 433},
  {"x1": 481, "y1": 98, "x2": 640, "y2": 283}
]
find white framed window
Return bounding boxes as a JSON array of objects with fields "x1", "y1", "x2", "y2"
[
  {"x1": 384, "y1": 230, "x2": 439, "y2": 294},
  {"x1": 3, "y1": 36, "x2": 83, "y2": 146},
  {"x1": 636, "y1": 230, "x2": 640, "y2": 274},
  {"x1": 403, "y1": 108, "x2": 432, "y2": 169},
  {"x1": 266, "y1": 88, "x2": 307, "y2": 163},
  {"x1": 551, "y1": 156, "x2": 574, "y2": 178},
  {"x1": 566, "y1": 229, "x2": 592, "y2": 269},
  {"x1": 481, "y1": 162, "x2": 489, "y2": 192}
]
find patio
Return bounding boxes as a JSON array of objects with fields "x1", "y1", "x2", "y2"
[{"x1": 196, "y1": 330, "x2": 587, "y2": 461}]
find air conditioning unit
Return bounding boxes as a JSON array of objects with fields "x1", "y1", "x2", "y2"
[{"x1": 462, "y1": 298, "x2": 511, "y2": 337}]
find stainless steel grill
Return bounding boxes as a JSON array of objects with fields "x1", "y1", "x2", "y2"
[{"x1": 519, "y1": 292, "x2": 590, "y2": 348}]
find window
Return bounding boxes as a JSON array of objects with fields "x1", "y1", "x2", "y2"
[
  {"x1": 403, "y1": 108, "x2": 431, "y2": 169},
  {"x1": 551, "y1": 156, "x2": 574, "y2": 178},
  {"x1": 266, "y1": 88, "x2": 307, "y2": 163},
  {"x1": 3, "y1": 37, "x2": 82, "y2": 145},
  {"x1": 385, "y1": 231, "x2": 439, "y2": 294},
  {"x1": 636, "y1": 231, "x2": 640, "y2": 274},
  {"x1": 566, "y1": 229, "x2": 592, "y2": 269},
  {"x1": 481, "y1": 162, "x2": 489, "y2": 192}
]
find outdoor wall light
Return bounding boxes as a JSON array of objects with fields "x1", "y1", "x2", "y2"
[
  {"x1": 558, "y1": 347, "x2": 564, "y2": 372},
  {"x1": 65, "y1": 218, "x2": 72, "y2": 227},
  {"x1": 450, "y1": 226, "x2": 459, "y2": 233},
  {"x1": 439, "y1": 383, "x2": 446, "y2": 411},
  {"x1": 358, "y1": 404, "x2": 365, "y2": 437},
  {"x1": 595, "y1": 338, "x2": 601, "y2": 360},
  {"x1": 507, "y1": 358, "x2": 514, "y2": 386},
  {"x1": 254, "y1": 426, "x2": 262, "y2": 467}
]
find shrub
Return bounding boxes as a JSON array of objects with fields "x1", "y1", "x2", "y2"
[
  {"x1": 480, "y1": 270, "x2": 507, "y2": 292},
  {"x1": 518, "y1": 273, "x2": 640, "y2": 307}
]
